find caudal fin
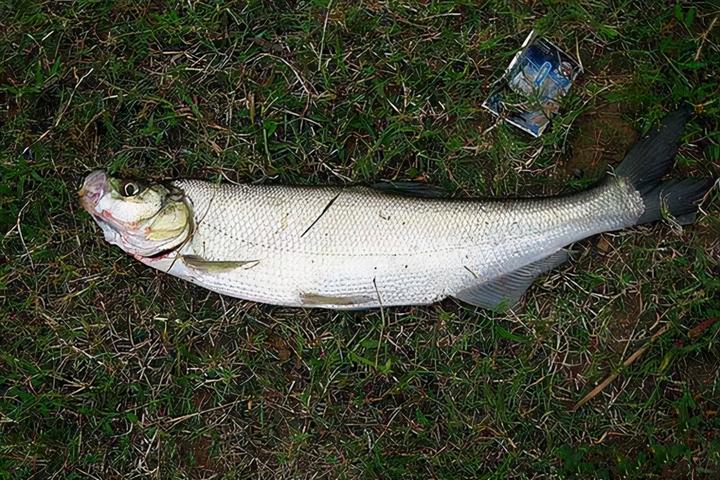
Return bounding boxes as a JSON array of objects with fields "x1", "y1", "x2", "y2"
[{"x1": 613, "y1": 104, "x2": 715, "y2": 225}]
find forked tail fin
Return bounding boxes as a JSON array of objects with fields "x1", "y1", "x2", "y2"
[{"x1": 613, "y1": 104, "x2": 715, "y2": 225}]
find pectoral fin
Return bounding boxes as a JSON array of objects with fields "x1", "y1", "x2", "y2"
[
  {"x1": 181, "y1": 255, "x2": 259, "y2": 272},
  {"x1": 454, "y1": 250, "x2": 569, "y2": 310}
]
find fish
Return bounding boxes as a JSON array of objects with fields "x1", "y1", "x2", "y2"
[{"x1": 79, "y1": 106, "x2": 715, "y2": 310}]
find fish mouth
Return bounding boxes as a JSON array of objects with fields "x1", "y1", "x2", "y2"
[
  {"x1": 79, "y1": 170, "x2": 127, "y2": 247},
  {"x1": 79, "y1": 170, "x2": 108, "y2": 213}
]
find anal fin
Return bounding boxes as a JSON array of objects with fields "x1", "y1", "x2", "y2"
[{"x1": 454, "y1": 250, "x2": 569, "y2": 310}]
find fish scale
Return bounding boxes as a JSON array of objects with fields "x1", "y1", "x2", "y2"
[{"x1": 150, "y1": 179, "x2": 643, "y2": 308}]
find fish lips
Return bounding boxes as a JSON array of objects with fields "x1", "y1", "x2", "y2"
[{"x1": 78, "y1": 170, "x2": 108, "y2": 211}]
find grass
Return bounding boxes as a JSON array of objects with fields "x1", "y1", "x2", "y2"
[{"x1": 1, "y1": 0, "x2": 719, "y2": 478}]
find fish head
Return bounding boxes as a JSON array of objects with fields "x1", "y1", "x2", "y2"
[{"x1": 79, "y1": 170, "x2": 192, "y2": 257}]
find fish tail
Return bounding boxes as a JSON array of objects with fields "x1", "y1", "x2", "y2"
[{"x1": 613, "y1": 104, "x2": 715, "y2": 225}]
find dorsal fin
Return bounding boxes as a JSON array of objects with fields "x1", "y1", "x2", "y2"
[
  {"x1": 454, "y1": 250, "x2": 569, "y2": 310},
  {"x1": 371, "y1": 181, "x2": 449, "y2": 198}
]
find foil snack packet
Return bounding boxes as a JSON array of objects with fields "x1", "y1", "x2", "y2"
[{"x1": 483, "y1": 30, "x2": 583, "y2": 137}]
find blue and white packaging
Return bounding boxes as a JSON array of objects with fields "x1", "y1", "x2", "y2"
[{"x1": 483, "y1": 31, "x2": 583, "y2": 137}]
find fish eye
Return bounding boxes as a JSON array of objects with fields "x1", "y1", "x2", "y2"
[{"x1": 122, "y1": 181, "x2": 141, "y2": 197}]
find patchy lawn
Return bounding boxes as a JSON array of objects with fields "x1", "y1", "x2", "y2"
[{"x1": 1, "y1": 1, "x2": 719, "y2": 478}]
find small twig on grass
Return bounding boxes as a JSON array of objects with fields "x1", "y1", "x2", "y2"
[
  {"x1": 694, "y1": 15, "x2": 718, "y2": 62},
  {"x1": 10, "y1": 201, "x2": 35, "y2": 270},
  {"x1": 317, "y1": 0, "x2": 333, "y2": 72},
  {"x1": 573, "y1": 324, "x2": 670, "y2": 411},
  {"x1": 255, "y1": 53, "x2": 317, "y2": 97},
  {"x1": 575, "y1": 316, "x2": 720, "y2": 411},
  {"x1": 165, "y1": 399, "x2": 245, "y2": 427}
]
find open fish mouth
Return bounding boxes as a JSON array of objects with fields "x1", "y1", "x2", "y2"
[
  {"x1": 78, "y1": 170, "x2": 108, "y2": 209},
  {"x1": 78, "y1": 171, "x2": 122, "y2": 245},
  {"x1": 79, "y1": 171, "x2": 129, "y2": 246},
  {"x1": 78, "y1": 170, "x2": 108, "y2": 213}
]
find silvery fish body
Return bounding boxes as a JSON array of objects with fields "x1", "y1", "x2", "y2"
[
  {"x1": 143, "y1": 180, "x2": 642, "y2": 309},
  {"x1": 79, "y1": 107, "x2": 713, "y2": 310}
]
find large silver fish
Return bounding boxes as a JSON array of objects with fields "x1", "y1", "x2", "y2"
[{"x1": 79, "y1": 107, "x2": 714, "y2": 310}]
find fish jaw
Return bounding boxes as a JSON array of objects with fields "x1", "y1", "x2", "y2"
[
  {"x1": 78, "y1": 170, "x2": 109, "y2": 214},
  {"x1": 79, "y1": 171, "x2": 124, "y2": 246}
]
